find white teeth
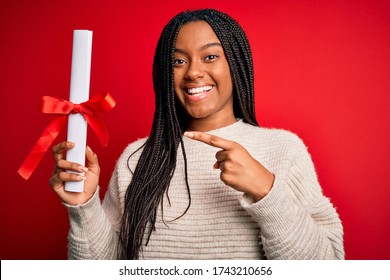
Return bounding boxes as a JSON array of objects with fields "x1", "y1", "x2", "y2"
[{"x1": 187, "y1": 86, "x2": 212, "y2": 95}]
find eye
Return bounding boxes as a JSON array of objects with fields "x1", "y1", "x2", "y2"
[
  {"x1": 173, "y1": 58, "x2": 186, "y2": 66},
  {"x1": 205, "y1": 55, "x2": 219, "y2": 61}
]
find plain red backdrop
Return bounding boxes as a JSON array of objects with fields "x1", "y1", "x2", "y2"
[{"x1": 1, "y1": 0, "x2": 389, "y2": 260}]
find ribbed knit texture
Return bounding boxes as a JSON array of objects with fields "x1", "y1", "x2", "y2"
[{"x1": 66, "y1": 120, "x2": 344, "y2": 259}]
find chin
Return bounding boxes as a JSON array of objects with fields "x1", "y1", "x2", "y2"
[
  {"x1": 183, "y1": 104, "x2": 213, "y2": 117},
  {"x1": 186, "y1": 109, "x2": 213, "y2": 119}
]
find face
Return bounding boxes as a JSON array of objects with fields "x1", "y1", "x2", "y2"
[{"x1": 173, "y1": 21, "x2": 235, "y2": 129}]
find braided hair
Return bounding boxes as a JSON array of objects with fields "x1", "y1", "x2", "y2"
[{"x1": 119, "y1": 8, "x2": 258, "y2": 259}]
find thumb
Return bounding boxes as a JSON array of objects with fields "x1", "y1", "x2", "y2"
[{"x1": 86, "y1": 145, "x2": 99, "y2": 173}]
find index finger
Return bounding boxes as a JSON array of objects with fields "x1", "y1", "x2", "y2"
[{"x1": 184, "y1": 131, "x2": 234, "y2": 150}]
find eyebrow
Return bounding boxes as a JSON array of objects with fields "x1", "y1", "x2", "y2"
[{"x1": 174, "y1": 42, "x2": 222, "y2": 54}]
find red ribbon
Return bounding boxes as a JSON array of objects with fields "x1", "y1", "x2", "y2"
[{"x1": 18, "y1": 92, "x2": 116, "y2": 180}]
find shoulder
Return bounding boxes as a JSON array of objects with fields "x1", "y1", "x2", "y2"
[
  {"x1": 241, "y1": 122, "x2": 307, "y2": 150},
  {"x1": 234, "y1": 122, "x2": 312, "y2": 168}
]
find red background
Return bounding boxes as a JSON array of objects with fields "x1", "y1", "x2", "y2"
[{"x1": 1, "y1": 0, "x2": 389, "y2": 260}]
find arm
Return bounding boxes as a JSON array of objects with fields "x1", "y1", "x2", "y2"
[
  {"x1": 240, "y1": 137, "x2": 344, "y2": 259},
  {"x1": 66, "y1": 165, "x2": 121, "y2": 259},
  {"x1": 184, "y1": 131, "x2": 344, "y2": 259},
  {"x1": 50, "y1": 141, "x2": 123, "y2": 259}
]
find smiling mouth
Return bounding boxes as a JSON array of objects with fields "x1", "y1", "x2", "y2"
[{"x1": 186, "y1": 85, "x2": 213, "y2": 95}]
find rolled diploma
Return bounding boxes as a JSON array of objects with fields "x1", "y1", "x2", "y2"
[{"x1": 65, "y1": 30, "x2": 93, "y2": 192}]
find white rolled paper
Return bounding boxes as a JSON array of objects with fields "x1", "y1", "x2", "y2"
[{"x1": 65, "y1": 30, "x2": 93, "y2": 192}]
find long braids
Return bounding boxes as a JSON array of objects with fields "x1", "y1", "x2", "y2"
[{"x1": 119, "y1": 9, "x2": 258, "y2": 259}]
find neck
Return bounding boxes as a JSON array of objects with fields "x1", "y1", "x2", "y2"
[{"x1": 186, "y1": 114, "x2": 237, "y2": 132}]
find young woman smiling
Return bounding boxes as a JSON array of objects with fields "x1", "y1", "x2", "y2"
[{"x1": 50, "y1": 9, "x2": 344, "y2": 260}]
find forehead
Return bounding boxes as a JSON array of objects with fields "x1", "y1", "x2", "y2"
[{"x1": 175, "y1": 21, "x2": 221, "y2": 47}]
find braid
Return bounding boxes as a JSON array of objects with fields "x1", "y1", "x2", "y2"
[
  {"x1": 206, "y1": 11, "x2": 257, "y2": 125},
  {"x1": 119, "y1": 9, "x2": 257, "y2": 259}
]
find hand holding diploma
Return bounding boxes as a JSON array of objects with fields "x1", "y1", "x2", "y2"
[
  {"x1": 184, "y1": 131, "x2": 275, "y2": 201},
  {"x1": 17, "y1": 30, "x2": 115, "y2": 192},
  {"x1": 50, "y1": 142, "x2": 100, "y2": 205}
]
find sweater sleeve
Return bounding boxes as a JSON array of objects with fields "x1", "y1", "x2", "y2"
[
  {"x1": 240, "y1": 136, "x2": 344, "y2": 260},
  {"x1": 66, "y1": 163, "x2": 121, "y2": 260}
]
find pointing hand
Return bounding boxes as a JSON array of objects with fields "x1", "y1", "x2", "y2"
[{"x1": 184, "y1": 131, "x2": 274, "y2": 201}]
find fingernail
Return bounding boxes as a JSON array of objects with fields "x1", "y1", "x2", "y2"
[
  {"x1": 76, "y1": 175, "x2": 86, "y2": 181},
  {"x1": 78, "y1": 165, "x2": 88, "y2": 172},
  {"x1": 184, "y1": 132, "x2": 194, "y2": 138},
  {"x1": 86, "y1": 146, "x2": 92, "y2": 152}
]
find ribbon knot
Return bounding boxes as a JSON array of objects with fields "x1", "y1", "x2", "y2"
[
  {"x1": 18, "y1": 92, "x2": 116, "y2": 180},
  {"x1": 72, "y1": 104, "x2": 82, "y2": 114}
]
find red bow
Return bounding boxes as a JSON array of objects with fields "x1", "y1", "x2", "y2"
[{"x1": 18, "y1": 92, "x2": 116, "y2": 180}]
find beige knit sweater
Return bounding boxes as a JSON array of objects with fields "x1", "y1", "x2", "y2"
[{"x1": 66, "y1": 120, "x2": 344, "y2": 259}]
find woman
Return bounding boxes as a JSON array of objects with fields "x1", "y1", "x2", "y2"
[{"x1": 50, "y1": 9, "x2": 344, "y2": 260}]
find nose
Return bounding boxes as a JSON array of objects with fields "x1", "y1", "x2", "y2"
[{"x1": 184, "y1": 61, "x2": 204, "y2": 80}]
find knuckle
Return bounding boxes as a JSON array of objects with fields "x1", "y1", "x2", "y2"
[
  {"x1": 58, "y1": 171, "x2": 68, "y2": 181},
  {"x1": 224, "y1": 153, "x2": 232, "y2": 161},
  {"x1": 72, "y1": 162, "x2": 80, "y2": 170},
  {"x1": 209, "y1": 135, "x2": 219, "y2": 145},
  {"x1": 57, "y1": 171, "x2": 64, "y2": 180},
  {"x1": 223, "y1": 162, "x2": 231, "y2": 170},
  {"x1": 231, "y1": 142, "x2": 240, "y2": 150},
  {"x1": 52, "y1": 145, "x2": 59, "y2": 155},
  {"x1": 220, "y1": 173, "x2": 232, "y2": 185},
  {"x1": 56, "y1": 159, "x2": 65, "y2": 167}
]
